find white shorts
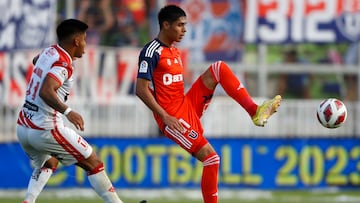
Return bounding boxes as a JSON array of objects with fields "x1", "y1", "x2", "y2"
[{"x1": 16, "y1": 125, "x2": 93, "y2": 168}]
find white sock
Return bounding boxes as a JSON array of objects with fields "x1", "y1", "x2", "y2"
[
  {"x1": 23, "y1": 167, "x2": 53, "y2": 203},
  {"x1": 88, "y1": 170, "x2": 124, "y2": 203}
]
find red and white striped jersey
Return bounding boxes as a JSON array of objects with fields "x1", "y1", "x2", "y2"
[{"x1": 17, "y1": 45, "x2": 74, "y2": 130}]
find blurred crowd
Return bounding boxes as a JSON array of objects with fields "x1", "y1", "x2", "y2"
[
  {"x1": 54, "y1": 0, "x2": 359, "y2": 101},
  {"x1": 58, "y1": 0, "x2": 158, "y2": 47}
]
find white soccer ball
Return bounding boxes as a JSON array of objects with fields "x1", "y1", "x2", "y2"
[{"x1": 316, "y1": 98, "x2": 347, "y2": 129}]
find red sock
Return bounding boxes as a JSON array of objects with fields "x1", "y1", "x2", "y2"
[
  {"x1": 201, "y1": 153, "x2": 220, "y2": 203},
  {"x1": 87, "y1": 162, "x2": 105, "y2": 175},
  {"x1": 209, "y1": 61, "x2": 258, "y2": 117}
]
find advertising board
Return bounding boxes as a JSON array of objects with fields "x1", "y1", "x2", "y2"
[{"x1": 2, "y1": 137, "x2": 359, "y2": 189}]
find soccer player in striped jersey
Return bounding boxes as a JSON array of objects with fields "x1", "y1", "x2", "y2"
[
  {"x1": 16, "y1": 19, "x2": 124, "y2": 203},
  {"x1": 136, "y1": 5, "x2": 282, "y2": 203}
]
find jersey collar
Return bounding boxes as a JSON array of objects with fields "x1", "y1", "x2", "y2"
[
  {"x1": 55, "y1": 44, "x2": 73, "y2": 64},
  {"x1": 155, "y1": 38, "x2": 171, "y2": 48}
]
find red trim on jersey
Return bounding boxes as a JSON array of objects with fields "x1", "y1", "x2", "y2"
[
  {"x1": 52, "y1": 45, "x2": 73, "y2": 78},
  {"x1": 51, "y1": 61, "x2": 73, "y2": 78},
  {"x1": 51, "y1": 127, "x2": 85, "y2": 162},
  {"x1": 52, "y1": 109, "x2": 58, "y2": 128},
  {"x1": 87, "y1": 163, "x2": 105, "y2": 176},
  {"x1": 47, "y1": 72, "x2": 62, "y2": 86},
  {"x1": 51, "y1": 108, "x2": 59, "y2": 132},
  {"x1": 17, "y1": 111, "x2": 45, "y2": 130},
  {"x1": 17, "y1": 111, "x2": 26, "y2": 125}
]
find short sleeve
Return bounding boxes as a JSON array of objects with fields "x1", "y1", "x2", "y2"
[
  {"x1": 137, "y1": 44, "x2": 159, "y2": 81},
  {"x1": 48, "y1": 66, "x2": 69, "y2": 85}
]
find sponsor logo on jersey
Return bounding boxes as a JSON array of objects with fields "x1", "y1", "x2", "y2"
[
  {"x1": 163, "y1": 73, "x2": 183, "y2": 85},
  {"x1": 24, "y1": 100, "x2": 39, "y2": 111}
]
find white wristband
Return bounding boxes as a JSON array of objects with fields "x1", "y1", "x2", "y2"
[{"x1": 63, "y1": 107, "x2": 72, "y2": 116}]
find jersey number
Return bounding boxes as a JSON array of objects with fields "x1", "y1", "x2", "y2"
[{"x1": 26, "y1": 79, "x2": 40, "y2": 100}]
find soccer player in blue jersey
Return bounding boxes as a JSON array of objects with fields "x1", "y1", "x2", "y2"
[{"x1": 136, "y1": 5, "x2": 282, "y2": 203}]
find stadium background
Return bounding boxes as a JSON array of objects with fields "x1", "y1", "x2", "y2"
[{"x1": 1, "y1": 0, "x2": 360, "y2": 202}]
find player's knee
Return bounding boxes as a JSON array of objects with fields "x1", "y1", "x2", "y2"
[
  {"x1": 202, "y1": 153, "x2": 220, "y2": 166},
  {"x1": 212, "y1": 60, "x2": 229, "y2": 68},
  {"x1": 208, "y1": 60, "x2": 231, "y2": 81},
  {"x1": 43, "y1": 157, "x2": 59, "y2": 170},
  {"x1": 217, "y1": 60, "x2": 231, "y2": 70},
  {"x1": 213, "y1": 60, "x2": 224, "y2": 65}
]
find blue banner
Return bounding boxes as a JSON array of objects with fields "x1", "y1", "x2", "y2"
[
  {"x1": 0, "y1": 0, "x2": 56, "y2": 51},
  {"x1": 244, "y1": 0, "x2": 360, "y2": 43},
  {"x1": 2, "y1": 137, "x2": 360, "y2": 189}
]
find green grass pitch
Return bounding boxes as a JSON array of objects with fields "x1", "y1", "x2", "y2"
[{"x1": 1, "y1": 189, "x2": 360, "y2": 203}]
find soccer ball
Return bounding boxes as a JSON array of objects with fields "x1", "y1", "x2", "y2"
[{"x1": 316, "y1": 98, "x2": 347, "y2": 129}]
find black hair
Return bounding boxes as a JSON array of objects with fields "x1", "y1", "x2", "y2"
[
  {"x1": 158, "y1": 5, "x2": 186, "y2": 29},
  {"x1": 56, "y1": 19, "x2": 88, "y2": 42}
]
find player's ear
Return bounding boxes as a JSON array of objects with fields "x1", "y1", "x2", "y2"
[
  {"x1": 163, "y1": 21, "x2": 170, "y2": 29},
  {"x1": 73, "y1": 32, "x2": 85, "y2": 47},
  {"x1": 73, "y1": 36, "x2": 80, "y2": 47}
]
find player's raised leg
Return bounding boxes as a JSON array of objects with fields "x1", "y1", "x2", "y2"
[
  {"x1": 252, "y1": 95, "x2": 282, "y2": 126},
  {"x1": 206, "y1": 61, "x2": 282, "y2": 126}
]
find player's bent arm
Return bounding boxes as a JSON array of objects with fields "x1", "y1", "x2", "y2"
[
  {"x1": 39, "y1": 75, "x2": 68, "y2": 113},
  {"x1": 39, "y1": 75, "x2": 85, "y2": 131},
  {"x1": 135, "y1": 78, "x2": 184, "y2": 132},
  {"x1": 135, "y1": 78, "x2": 168, "y2": 118}
]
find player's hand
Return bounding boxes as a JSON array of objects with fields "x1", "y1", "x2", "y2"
[
  {"x1": 163, "y1": 114, "x2": 185, "y2": 133},
  {"x1": 66, "y1": 111, "x2": 84, "y2": 131}
]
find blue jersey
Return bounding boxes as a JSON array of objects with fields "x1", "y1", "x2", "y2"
[{"x1": 137, "y1": 39, "x2": 186, "y2": 114}]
